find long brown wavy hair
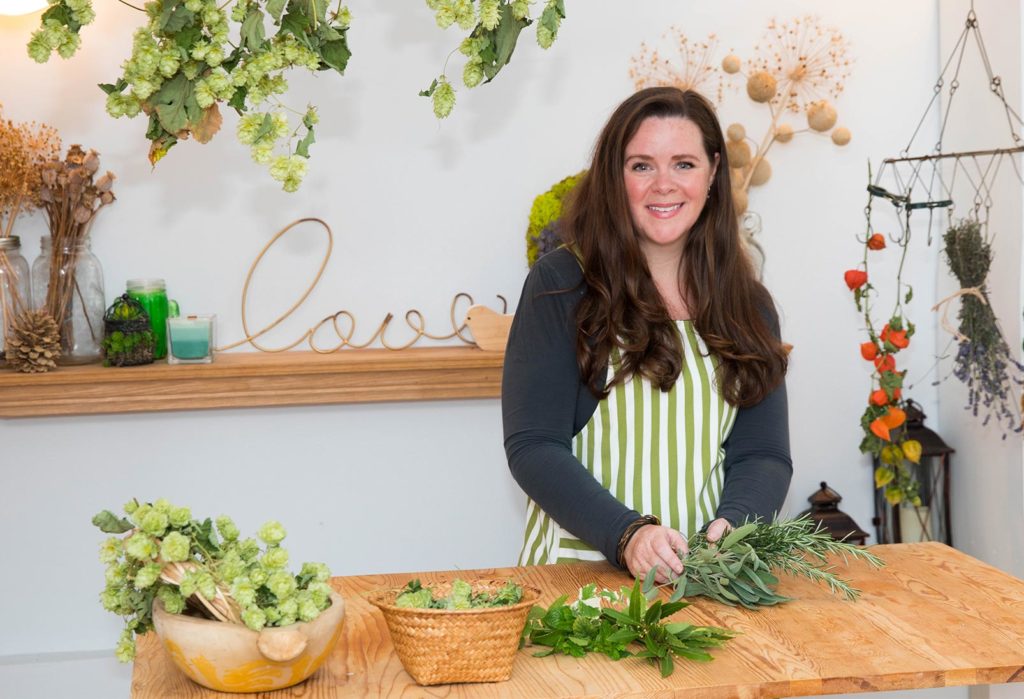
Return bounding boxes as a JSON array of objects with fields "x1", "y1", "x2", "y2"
[{"x1": 563, "y1": 87, "x2": 787, "y2": 407}]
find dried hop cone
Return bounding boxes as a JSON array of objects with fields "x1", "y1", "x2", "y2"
[{"x1": 5, "y1": 310, "x2": 61, "y2": 373}]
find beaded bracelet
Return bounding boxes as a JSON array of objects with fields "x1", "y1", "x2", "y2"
[{"x1": 615, "y1": 514, "x2": 661, "y2": 567}]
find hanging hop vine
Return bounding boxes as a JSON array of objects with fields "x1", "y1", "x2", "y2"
[
  {"x1": 27, "y1": 0, "x2": 352, "y2": 192},
  {"x1": 942, "y1": 219, "x2": 1024, "y2": 436},
  {"x1": 420, "y1": 0, "x2": 566, "y2": 118}
]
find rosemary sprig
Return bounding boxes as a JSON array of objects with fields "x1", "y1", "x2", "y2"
[{"x1": 651, "y1": 516, "x2": 884, "y2": 608}]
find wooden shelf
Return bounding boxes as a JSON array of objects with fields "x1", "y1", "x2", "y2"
[{"x1": 0, "y1": 347, "x2": 505, "y2": 418}]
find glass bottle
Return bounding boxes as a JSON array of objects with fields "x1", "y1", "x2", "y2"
[
  {"x1": 126, "y1": 278, "x2": 178, "y2": 360},
  {"x1": 31, "y1": 235, "x2": 106, "y2": 365},
  {"x1": 0, "y1": 236, "x2": 32, "y2": 365}
]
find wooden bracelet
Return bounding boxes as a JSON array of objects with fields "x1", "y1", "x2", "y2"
[{"x1": 616, "y1": 514, "x2": 661, "y2": 567}]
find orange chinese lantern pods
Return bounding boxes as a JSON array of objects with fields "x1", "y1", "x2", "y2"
[
  {"x1": 881, "y1": 407, "x2": 906, "y2": 430},
  {"x1": 860, "y1": 342, "x2": 878, "y2": 360},
  {"x1": 870, "y1": 417, "x2": 891, "y2": 441},
  {"x1": 844, "y1": 269, "x2": 868, "y2": 290},
  {"x1": 870, "y1": 389, "x2": 889, "y2": 406},
  {"x1": 874, "y1": 355, "x2": 896, "y2": 373},
  {"x1": 867, "y1": 233, "x2": 886, "y2": 250}
]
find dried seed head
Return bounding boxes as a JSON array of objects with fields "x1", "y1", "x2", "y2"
[
  {"x1": 95, "y1": 172, "x2": 115, "y2": 193},
  {"x1": 83, "y1": 150, "x2": 100, "y2": 174},
  {"x1": 721, "y1": 54, "x2": 741, "y2": 74},
  {"x1": 73, "y1": 206, "x2": 92, "y2": 224},
  {"x1": 831, "y1": 126, "x2": 851, "y2": 146},
  {"x1": 746, "y1": 71, "x2": 777, "y2": 103},
  {"x1": 725, "y1": 139, "x2": 752, "y2": 168},
  {"x1": 749, "y1": 157, "x2": 772, "y2": 186},
  {"x1": 807, "y1": 100, "x2": 838, "y2": 131},
  {"x1": 774, "y1": 123, "x2": 794, "y2": 143},
  {"x1": 726, "y1": 123, "x2": 746, "y2": 142}
]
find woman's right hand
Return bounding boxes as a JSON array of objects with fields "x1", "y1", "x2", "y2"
[{"x1": 623, "y1": 525, "x2": 687, "y2": 584}]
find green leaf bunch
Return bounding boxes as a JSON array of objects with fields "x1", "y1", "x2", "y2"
[
  {"x1": 28, "y1": 0, "x2": 351, "y2": 192},
  {"x1": 422, "y1": 0, "x2": 565, "y2": 118},
  {"x1": 656, "y1": 516, "x2": 884, "y2": 609},
  {"x1": 94, "y1": 498, "x2": 333, "y2": 663},
  {"x1": 394, "y1": 578, "x2": 523, "y2": 609},
  {"x1": 523, "y1": 581, "x2": 735, "y2": 678}
]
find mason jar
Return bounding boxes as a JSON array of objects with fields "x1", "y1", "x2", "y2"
[
  {"x1": 0, "y1": 236, "x2": 32, "y2": 364},
  {"x1": 32, "y1": 235, "x2": 106, "y2": 365}
]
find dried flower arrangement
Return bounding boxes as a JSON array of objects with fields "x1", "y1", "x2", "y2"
[
  {"x1": 630, "y1": 17, "x2": 853, "y2": 216},
  {"x1": 0, "y1": 105, "x2": 62, "y2": 371},
  {"x1": 28, "y1": 0, "x2": 351, "y2": 192},
  {"x1": 940, "y1": 219, "x2": 1024, "y2": 435},
  {"x1": 33, "y1": 145, "x2": 117, "y2": 364}
]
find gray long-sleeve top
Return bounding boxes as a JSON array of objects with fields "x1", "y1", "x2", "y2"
[{"x1": 502, "y1": 247, "x2": 792, "y2": 566}]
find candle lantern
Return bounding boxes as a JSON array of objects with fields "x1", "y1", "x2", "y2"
[
  {"x1": 799, "y1": 482, "x2": 869, "y2": 546},
  {"x1": 872, "y1": 400, "x2": 954, "y2": 545}
]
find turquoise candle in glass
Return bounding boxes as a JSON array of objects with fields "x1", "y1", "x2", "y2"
[{"x1": 166, "y1": 315, "x2": 215, "y2": 364}]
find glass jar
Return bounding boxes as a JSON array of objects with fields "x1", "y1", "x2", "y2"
[
  {"x1": 32, "y1": 236, "x2": 106, "y2": 365},
  {"x1": 0, "y1": 236, "x2": 32, "y2": 364}
]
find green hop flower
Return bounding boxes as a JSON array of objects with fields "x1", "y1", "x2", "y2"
[
  {"x1": 237, "y1": 538, "x2": 260, "y2": 561},
  {"x1": 511, "y1": 0, "x2": 529, "y2": 20},
  {"x1": 298, "y1": 597, "x2": 320, "y2": 622},
  {"x1": 479, "y1": 0, "x2": 500, "y2": 30},
  {"x1": 258, "y1": 520, "x2": 286, "y2": 546},
  {"x1": 434, "y1": 5, "x2": 455, "y2": 29},
  {"x1": 241, "y1": 606, "x2": 267, "y2": 631},
  {"x1": 99, "y1": 537, "x2": 122, "y2": 564},
  {"x1": 463, "y1": 59, "x2": 483, "y2": 88},
  {"x1": 197, "y1": 572, "x2": 217, "y2": 600},
  {"x1": 278, "y1": 597, "x2": 298, "y2": 617},
  {"x1": 140, "y1": 509, "x2": 169, "y2": 537},
  {"x1": 160, "y1": 531, "x2": 190, "y2": 562},
  {"x1": 100, "y1": 588, "x2": 121, "y2": 612},
  {"x1": 249, "y1": 566, "x2": 269, "y2": 586},
  {"x1": 114, "y1": 629, "x2": 136, "y2": 663},
  {"x1": 337, "y1": 6, "x2": 351, "y2": 27},
  {"x1": 300, "y1": 561, "x2": 331, "y2": 583},
  {"x1": 267, "y1": 570, "x2": 297, "y2": 600},
  {"x1": 125, "y1": 532, "x2": 158, "y2": 561},
  {"x1": 453, "y1": 0, "x2": 475, "y2": 30},
  {"x1": 231, "y1": 577, "x2": 257, "y2": 607},
  {"x1": 105, "y1": 563, "x2": 128, "y2": 587},
  {"x1": 537, "y1": 25, "x2": 555, "y2": 50},
  {"x1": 308, "y1": 581, "x2": 332, "y2": 608},
  {"x1": 262, "y1": 546, "x2": 289, "y2": 570},
  {"x1": 157, "y1": 585, "x2": 186, "y2": 614},
  {"x1": 216, "y1": 550, "x2": 245, "y2": 581},
  {"x1": 134, "y1": 563, "x2": 163, "y2": 590},
  {"x1": 27, "y1": 34, "x2": 51, "y2": 63},
  {"x1": 264, "y1": 605, "x2": 282, "y2": 624},
  {"x1": 216, "y1": 516, "x2": 239, "y2": 542},
  {"x1": 184, "y1": 0, "x2": 203, "y2": 11},
  {"x1": 432, "y1": 77, "x2": 455, "y2": 119},
  {"x1": 168, "y1": 506, "x2": 191, "y2": 528}
]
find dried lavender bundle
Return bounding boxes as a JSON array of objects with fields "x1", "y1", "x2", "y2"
[{"x1": 943, "y1": 220, "x2": 1024, "y2": 436}]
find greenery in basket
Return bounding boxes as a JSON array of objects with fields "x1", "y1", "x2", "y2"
[
  {"x1": 522, "y1": 579, "x2": 735, "y2": 678},
  {"x1": 94, "y1": 498, "x2": 333, "y2": 662},
  {"x1": 653, "y1": 515, "x2": 884, "y2": 608},
  {"x1": 395, "y1": 578, "x2": 523, "y2": 609}
]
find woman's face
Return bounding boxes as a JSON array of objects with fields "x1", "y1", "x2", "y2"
[{"x1": 623, "y1": 116, "x2": 718, "y2": 256}]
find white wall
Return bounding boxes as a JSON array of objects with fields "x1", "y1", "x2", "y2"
[{"x1": 0, "y1": 6, "x2": 999, "y2": 699}]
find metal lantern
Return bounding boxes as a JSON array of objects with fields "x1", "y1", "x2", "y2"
[
  {"x1": 871, "y1": 400, "x2": 954, "y2": 545},
  {"x1": 799, "y1": 482, "x2": 869, "y2": 546}
]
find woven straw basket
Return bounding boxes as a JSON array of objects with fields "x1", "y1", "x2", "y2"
[{"x1": 367, "y1": 579, "x2": 541, "y2": 685}]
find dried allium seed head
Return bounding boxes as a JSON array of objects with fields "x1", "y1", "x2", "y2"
[
  {"x1": 746, "y1": 71, "x2": 777, "y2": 103},
  {"x1": 807, "y1": 100, "x2": 837, "y2": 131},
  {"x1": 721, "y1": 54, "x2": 741, "y2": 74},
  {"x1": 726, "y1": 139, "x2": 752, "y2": 168},
  {"x1": 831, "y1": 126, "x2": 851, "y2": 146},
  {"x1": 726, "y1": 123, "x2": 746, "y2": 142},
  {"x1": 774, "y1": 123, "x2": 794, "y2": 143},
  {"x1": 749, "y1": 157, "x2": 772, "y2": 186}
]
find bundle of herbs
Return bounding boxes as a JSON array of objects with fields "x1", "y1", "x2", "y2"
[
  {"x1": 942, "y1": 219, "x2": 1024, "y2": 435},
  {"x1": 522, "y1": 580, "x2": 735, "y2": 678},
  {"x1": 655, "y1": 516, "x2": 884, "y2": 608}
]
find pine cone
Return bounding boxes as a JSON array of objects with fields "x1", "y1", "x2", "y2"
[{"x1": 4, "y1": 310, "x2": 61, "y2": 373}]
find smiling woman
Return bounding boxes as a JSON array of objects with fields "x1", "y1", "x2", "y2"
[{"x1": 502, "y1": 86, "x2": 792, "y2": 587}]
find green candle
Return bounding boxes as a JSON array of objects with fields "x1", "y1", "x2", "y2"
[{"x1": 126, "y1": 279, "x2": 178, "y2": 360}]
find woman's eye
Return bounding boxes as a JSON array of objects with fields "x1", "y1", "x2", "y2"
[
  {"x1": 675, "y1": 161, "x2": 694, "y2": 169},
  {"x1": 631, "y1": 162, "x2": 651, "y2": 172}
]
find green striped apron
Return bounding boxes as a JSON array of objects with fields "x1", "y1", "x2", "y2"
[{"x1": 518, "y1": 320, "x2": 738, "y2": 565}]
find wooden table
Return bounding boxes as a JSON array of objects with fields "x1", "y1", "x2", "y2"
[{"x1": 131, "y1": 542, "x2": 1024, "y2": 698}]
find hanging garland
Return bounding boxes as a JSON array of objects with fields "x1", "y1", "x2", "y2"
[{"x1": 844, "y1": 180, "x2": 923, "y2": 507}]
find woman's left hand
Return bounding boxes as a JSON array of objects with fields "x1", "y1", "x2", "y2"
[{"x1": 705, "y1": 517, "x2": 732, "y2": 543}]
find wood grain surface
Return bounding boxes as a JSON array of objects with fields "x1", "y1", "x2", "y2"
[
  {"x1": 0, "y1": 347, "x2": 504, "y2": 418},
  {"x1": 131, "y1": 543, "x2": 1024, "y2": 698}
]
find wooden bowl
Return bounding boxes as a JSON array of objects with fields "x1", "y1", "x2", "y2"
[{"x1": 151, "y1": 589, "x2": 345, "y2": 693}]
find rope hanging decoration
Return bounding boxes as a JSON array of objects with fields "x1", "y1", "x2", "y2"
[
  {"x1": 215, "y1": 218, "x2": 507, "y2": 354},
  {"x1": 854, "y1": 0, "x2": 1023, "y2": 445}
]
